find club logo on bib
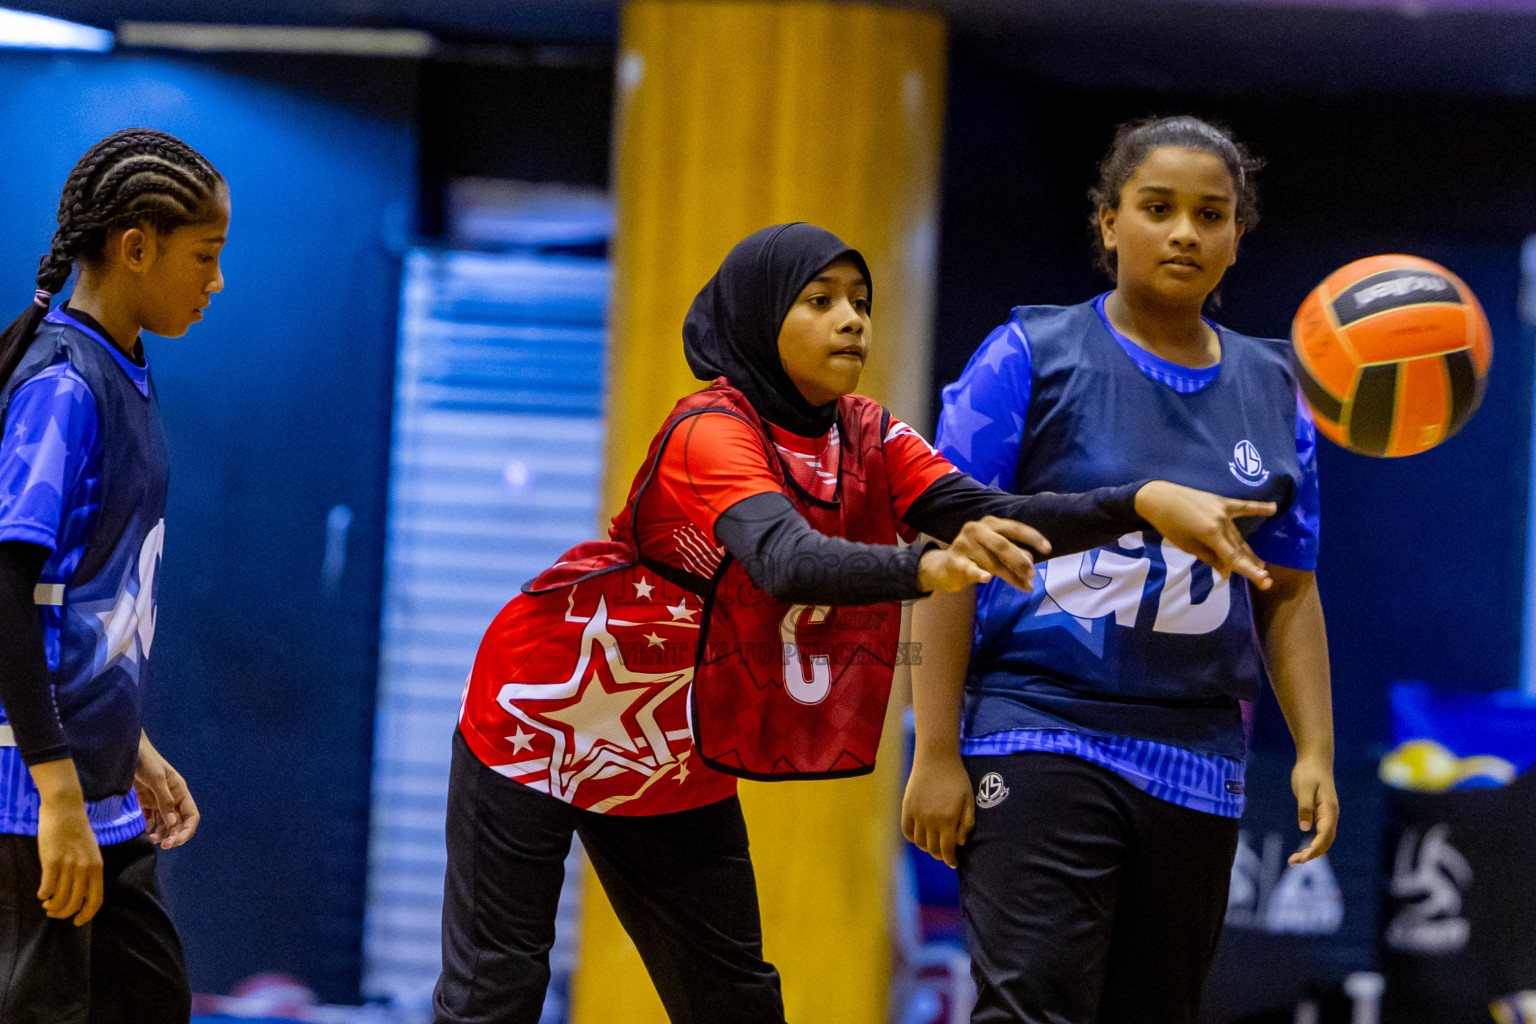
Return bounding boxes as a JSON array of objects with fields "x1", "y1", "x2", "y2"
[
  {"x1": 976, "y1": 772, "x2": 1010, "y2": 809},
  {"x1": 1229, "y1": 439, "x2": 1270, "y2": 486}
]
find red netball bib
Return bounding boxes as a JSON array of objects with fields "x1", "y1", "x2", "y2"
[
  {"x1": 458, "y1": 382, "x2": 906, "y2": 814},
  {"x1": 689, "y1": 392, "x2": 904, "y2": 779}
]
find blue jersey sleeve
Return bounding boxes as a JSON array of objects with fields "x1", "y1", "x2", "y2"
[
  {"x1": 1247, "y1": 393, "x2": 1320, "y2": 571},
  {"x1": 935, "y1": 319, "x2": 1032, "y2": 487},
  {"x1": 0, "y1": 360, "x2": 100, "y2": 552}
]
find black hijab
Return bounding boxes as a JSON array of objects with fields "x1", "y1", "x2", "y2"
[{"x1": 682, "y1": 222, "x2": 872, "y2": 438}]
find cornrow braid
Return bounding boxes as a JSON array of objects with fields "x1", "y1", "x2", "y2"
[{"x1": 2, "y1": 127, "x2": 222, "y2": 388}]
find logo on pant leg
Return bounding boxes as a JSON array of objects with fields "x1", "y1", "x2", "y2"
[{"x1": 976, "y1": 772, "x2": 1009, "y2": 809}]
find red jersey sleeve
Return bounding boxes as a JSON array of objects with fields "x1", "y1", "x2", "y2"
[
  {"x1": 654, "y1": 411, "x2": 784, "y2": 538},
  {"x1": 882, "y1": 418, "x2": 958, "y2": 520}
]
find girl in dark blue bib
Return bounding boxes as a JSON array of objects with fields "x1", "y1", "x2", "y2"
[
  {"x1": 904, "y1": 116, "x2": 1336, "y2": 1024},
  {"x1": 0, "y1": 128, "x2": 228, "y2": 1024}
]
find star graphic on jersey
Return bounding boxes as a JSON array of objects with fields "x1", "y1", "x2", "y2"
[
  {"x1": 507, "y1": 728, "x2": 534, "y2": 754},
  {"x1": 11, "y1": 416, "x2": 70, "y2": 503},
  {"x1": 645, "y1": 631, "x2": 665, "y2": 648},
  {"x1": 941, "y1": 384, "x2": 993, "y2": 465},
  {"x1": 668, "y1": 599, "x2": 696, "y2": 622},
  {"x1": 97, "y1": 599, "x2": 143, "y2": 666},
  {"x1": 540, "y1": 665, "x2": 657, "y2": 763},
  {"x1": 633, "y1": 576, "x2": 654, "y2": 599},
  {"x1": 976, "y1": 331, "x2": 1016, "y2": 374},
  {"x1": 498, "y1": 596, "x2": 693, "y2": 805},
  {"x1": 1011, "y1": 544, "x2": 1152, "y2": 660},
  {"x1": 77, "y1": 521, "x2": 165, "y2": 680},
  {"x1": 1002, "y1": 411, "x2": 1024, "y2": 446},
  {"x1": 675, "y1": 757, "x2": 690, "y2": 784}
]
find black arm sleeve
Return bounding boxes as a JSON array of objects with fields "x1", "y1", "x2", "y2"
[
  {"x1": 712, "y1": 492, "x2": 925, "y2": 606},
  {"x1": 0, "y1": 541, "x2": 68, "y2": 765},
  {"x1": 901, "y1": 472, "x2": 1150, "y2": 557}
]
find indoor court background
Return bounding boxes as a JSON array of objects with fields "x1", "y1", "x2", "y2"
[{"x1": 0, "y1": 1, "x2": 1532, "y2": 1022}]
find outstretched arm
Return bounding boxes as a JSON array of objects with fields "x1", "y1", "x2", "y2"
[
  {"x1": 670, "y1": 411, "x2": 1044, "y2": 605},
  {"x1": 713, "y1": 492, "x2": 1047, "y2": 605},
  {"x1": 715, "y1": 478, "x2": 1275, "y2": 607},
  {"x1": 904, "y1": 474, "x2": 1275, "y2": 589},
  {"x1": 902, "y1": 472, "x2": 1144, "y2": 554}
]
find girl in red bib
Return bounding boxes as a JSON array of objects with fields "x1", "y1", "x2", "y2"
[{"x1": 437, "y1": 223, "x2": 1274, "y2": 1024}]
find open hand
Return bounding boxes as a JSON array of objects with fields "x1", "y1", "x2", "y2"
[
  {"x1": 1134, "y1": 481, "x2": 1276, "y2": 588},
  {"x1": 919, "y1": 516, "x2": 1051, "y2": 594}
]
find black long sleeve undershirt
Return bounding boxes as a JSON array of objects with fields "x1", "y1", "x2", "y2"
[
  {"x1": 0, "y1": 541, "x2": 68, "y2": 765},
  {"x1": 714, "y1": 493, "x2": 926, "y2": 606},
  {"x1": 710, "y1": 476, "x2": 1149, "y2": 608},
  {"x1": 901, "y1": 472, "x2": 1147, "y2": 553}
]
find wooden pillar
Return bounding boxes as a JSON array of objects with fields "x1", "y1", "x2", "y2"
[{"x1": 574, "y1": 3, "x2": 946, "y2": 1022}]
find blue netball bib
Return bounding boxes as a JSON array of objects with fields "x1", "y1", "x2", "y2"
[
  {"x1": 0, "y1": 309, "x2": 168, "y2": 804},
  {"x1": 961, "y1": 299, "x2": 1305, "y2": 758}
]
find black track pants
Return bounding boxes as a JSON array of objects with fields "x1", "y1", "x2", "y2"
[
  {"x1": 433, "y1": 730, "x2": 785, "y2": 1024},
  {"x1": 958, "y1": 752, "x2": 1240, "y2": 1024}
]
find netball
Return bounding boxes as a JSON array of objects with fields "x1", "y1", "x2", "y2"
[{"x1": 1291, "y1": 254, "x2": 1492, "y2": 457}]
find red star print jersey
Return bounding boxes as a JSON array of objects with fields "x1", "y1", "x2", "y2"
[
  {"x1": 636, "y1": 404, "x2": 951, "y2": 577},
  {"x1": 461, "y1": 562, "x2": 731, "y2": 814},
  {"x1": 458, "y1": 381, "x2": 953, "y2": 814}
]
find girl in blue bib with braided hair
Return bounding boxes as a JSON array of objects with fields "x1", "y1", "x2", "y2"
[
  {"x1": 0, "y1": 128, "x2": 228, "y2": 1024},
  {"x1": 904, "y1": 116, "x2": 1336, "y2": 1024}
]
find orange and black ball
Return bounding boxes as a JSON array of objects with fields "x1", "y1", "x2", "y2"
[{"x1": 1291, "y1": 255, "x2": 1492, "y2": 457}]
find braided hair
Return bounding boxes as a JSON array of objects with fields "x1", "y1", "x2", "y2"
[{"x1": 0, "y1": 127, "x2": 223, "y2": 386}]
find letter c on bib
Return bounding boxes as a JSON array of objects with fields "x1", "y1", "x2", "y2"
[{"x1": 781, "y1": 604, "x2": 832, "y2": 705}]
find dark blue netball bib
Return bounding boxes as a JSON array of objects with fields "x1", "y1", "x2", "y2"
[
  {"x1": 1, "y1": 309, "x2": 168, "y2": 801},
  {"x1": 964, "y1": 300, "x2": 1303, "y2": 758}
]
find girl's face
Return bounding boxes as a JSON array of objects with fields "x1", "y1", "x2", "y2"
[
  {"x1": 1098, "y1": 146, "x2": 1242, "y2": 306},
  {"x1": 777, "y1": 257, "x2": 871, "y2": 407},
  {"x1": 134, "y1": 183, "x2": 230, "y2": 338}
]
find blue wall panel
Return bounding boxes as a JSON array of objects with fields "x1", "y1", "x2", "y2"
[{"x1": 0, "y1": 49, "x2": 416, "y2": 1001}]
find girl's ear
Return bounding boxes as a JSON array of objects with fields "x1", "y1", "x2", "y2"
[
  {"x1": 1228, "y1": 222, "x2": 1245, "y2": 268},
  {"x1": 1097, "y1": 205, "x2": 1118, "y2": 253},
  {"x1": 109, "y1": 226, "x2": 153, "y2": 273}
]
